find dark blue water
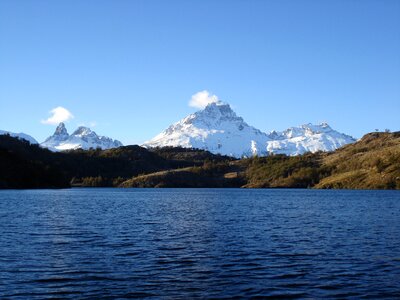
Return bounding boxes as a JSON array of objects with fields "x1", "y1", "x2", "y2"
[{"x1": 1, "y1": 189, "x2": 399, "y2": 299}]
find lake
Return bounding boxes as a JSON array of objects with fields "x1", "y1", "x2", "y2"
[{"x1": 1, "y1": 189, "x2": 399, "y2": 298}]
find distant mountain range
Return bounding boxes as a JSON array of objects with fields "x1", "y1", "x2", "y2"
[
  {"x1": 0, "y1": 124, "x2": 122, "y2": 151},
  {"x1": 143, "y1": 102, "x2": 356, "y2": 157},
  {"x1": 1, "y1": 102, "x2": 356, "y2": 155},
  {"x1": 40, "y1": 123, "x2": 123, "y2": 151}
]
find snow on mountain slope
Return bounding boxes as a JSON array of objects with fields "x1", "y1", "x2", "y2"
[
  {"x1": 0, "y1": 130, "x2": 38, "y2": 144},
  {"x1": 265, "y1": 123, "x2": 355, "y2": 156},
  {"x1": 144, "y1": 102, "x2": 271, "y2": 157},
  {"x1": 41, "y1": 123, "x2": 123, "y2": 151},
  {"x1": 143, "y1": 102, "x2": 356, "y2": 157}
]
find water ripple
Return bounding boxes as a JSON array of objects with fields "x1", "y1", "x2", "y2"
[{"x1": 0, "y1": 188, "x2": 399, "y2": 298}]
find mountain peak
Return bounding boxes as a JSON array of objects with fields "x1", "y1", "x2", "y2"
[
  {"x1": 55, "y1": 122, "x2": 68, "y2": 136},
  {"x1": 203, "y1": 102, "x2": 234, "y2": 115},
  {"x1": 191, "y1": 102, "x2": 244, "y2": 126},
  {"x1": 204, "y1": 101, "x2": 227, "y2": 108},
  {"x1": 43, "y1": 122, "x2": 69, "y2": 143}
]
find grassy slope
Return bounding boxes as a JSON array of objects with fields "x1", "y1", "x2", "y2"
[
  {"x1": 316, "y1": 132, "x2": 400, "y2": 189},
  {"x1": 119, "y1": 162, "x2": 244, "y2": 188}
]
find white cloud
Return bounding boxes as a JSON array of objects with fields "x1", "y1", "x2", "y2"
[
  {"x1": 41, "y1": 106, "x2": 74, "y2": 125},
  {"x1": 189, "y1": 90, "x2": 220, "y2": 109}
]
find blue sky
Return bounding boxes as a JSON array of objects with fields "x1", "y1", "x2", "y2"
[{"x1": 0, "y1": 0, "x2": 399, "y2": 144}]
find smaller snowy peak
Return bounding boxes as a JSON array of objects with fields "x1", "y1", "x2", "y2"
[
  {"x1": 71, "y1": 126, "x2": 95, "y2": 137},
  {"x1": 0, "y1": 130, "x2": 38, "y2": 144},
  {"x1": 270, "y1": 123, "x2": 337, "y2": 139},
  {"x1": 301, "y1": 122, "x2": 333, "y2": 134},
  {"x1": 41, "y1": 123, "x2": 123, "y2": 151},
  {"x1": 265, "y1": 122, "x2": 356, "y2": 156}
]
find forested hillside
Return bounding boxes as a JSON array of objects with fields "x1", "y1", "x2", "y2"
[
  {"x1": 0, "y1": 135, "x2": 231, "y2": 188},
  {"x1": 1, "y1": 132, "x2": 399, "y2": 189}
]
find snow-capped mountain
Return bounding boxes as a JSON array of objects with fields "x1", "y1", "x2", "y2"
[
  {"x1": 144, "y1": 102, "x2": 270, "y2": 157},
  {"x1": 41, "y1": 123, "x2": 123, "y2": 151},
  {"x1": 0, "y1": 130, "x2": 38, "y2": 144},
  {"x1": 265, "y1": 123, "x2": 356, "y2": 156},
  {"x1": 143, "y1": 102, "x2": 356, "y2": 157}
]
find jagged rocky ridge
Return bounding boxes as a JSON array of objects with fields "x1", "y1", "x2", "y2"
[
  {"x1": 143, "y1": 102, "x2": 356, "y2": 157},
  {"x1": 41, "y1": 123, "x2": 123, "y2": 151}
]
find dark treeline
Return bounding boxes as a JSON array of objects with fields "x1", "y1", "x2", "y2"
[{"x1": 0, "y1": 134, "x2": 233, "y2": 189}]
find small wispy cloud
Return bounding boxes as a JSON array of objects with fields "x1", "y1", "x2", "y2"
[
  {"x1": 41, "y1": 106, "x2": 74, "y2": 125},
  {"x1": 189, "y1": 90, "x2": 220, "y2": 109}
]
